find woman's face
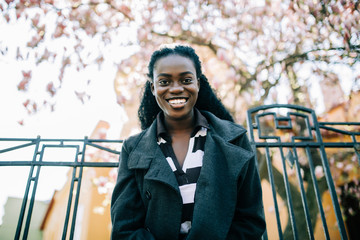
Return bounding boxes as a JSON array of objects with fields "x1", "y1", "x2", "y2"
[{"x1": 151, "y1": 55, "x2": 199, "y2": 122}]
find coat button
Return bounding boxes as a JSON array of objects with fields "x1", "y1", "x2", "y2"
[{"x1": 145, "y1": 190, "x2": 151, "y2": 200}]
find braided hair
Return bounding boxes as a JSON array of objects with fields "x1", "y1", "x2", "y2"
[{"x1": 138, "y1": 45, "x2": 233, "y2": 130}]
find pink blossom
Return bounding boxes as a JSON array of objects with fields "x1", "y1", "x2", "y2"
[
  {"x1": 31, "y1": 13, "x2": 40, "y2": 26},
  {"x1": 343, "y1": 163, "x2": 353, "y2": 172},
  {"x1": 4, "y1": 13, "x2": 10, "y2": 22},
  {"x1": 46, "y1": 82, "x2": 56, "y2": 96},
  {"x1": 315, "y1": 166, "x2": 324, "y2": 179},
  {"x1": 336, "y1": 162, "x2": 344, "y2": 169},
  {"x1": 217, "y1": 48, "x2": 231, "y2": 66},
  {"x1": 17, "y1": 71, "x2": 31, "y2": 91},
  {"x1": 27, "y1": 35, "x2": 41, "y2": 48}
]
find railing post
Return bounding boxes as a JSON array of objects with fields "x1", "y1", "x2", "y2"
[
  {"x1": 67, "y1": 136, "x2": 87, "y2": 240},
  {"x1": 312, "y1": 112, "x2": 348, "y2": 240},
  {"x1": 15, "y1": 136, "x2": 41, "y2": 240}
]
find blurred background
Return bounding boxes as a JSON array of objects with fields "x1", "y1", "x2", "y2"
[{"x1": 0, "y1": 0, "x2": 359, "y2": 239}]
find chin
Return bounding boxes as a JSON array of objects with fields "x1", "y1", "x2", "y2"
[{"x1": 165, "y1": 108, "x2": 194, "y2": 120}]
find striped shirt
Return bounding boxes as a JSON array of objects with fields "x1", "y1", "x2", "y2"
[{"x1": 156, "y1": 109, "x2": 209, "y2": 234}]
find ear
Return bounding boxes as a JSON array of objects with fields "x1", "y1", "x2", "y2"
[{"x1": 150, "y1": 82, "x2": 155, "y2": 96}]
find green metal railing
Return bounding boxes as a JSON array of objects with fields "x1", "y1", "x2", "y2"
[
  {"x1": 247, "y1": 104, "x2": 360, "y2": 240},
  {"x1": 0, "y1": 137, "x2": 122, "y2": 239},
  {"x1": 0, "y1": 104, "x2": 359, "y2": 239}
]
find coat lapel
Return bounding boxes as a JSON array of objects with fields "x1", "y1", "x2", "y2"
[{"x1": 127, "y1": 121, "x2": 180, "y2": 193}]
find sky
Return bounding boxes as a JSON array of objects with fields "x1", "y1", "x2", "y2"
[
  {"x1": 0, "y1": 59, "x2": 128, "y2": 226},
  {"x1": 0, "y1": 61, "x2": 127, "y2": 225},
  {"x1": 0, "y1": 19, "x2": 129, "y2": 224}
]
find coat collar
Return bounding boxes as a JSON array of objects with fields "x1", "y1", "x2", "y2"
[
  {"x1": 126, "y1": 110, "x2": 251, "y2": 194},
  {"x1": 127, "y1": 110, "x2": 247, "y2": 167}
]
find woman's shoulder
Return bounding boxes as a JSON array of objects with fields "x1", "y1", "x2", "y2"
[
  {"x1": 124, "y1": 130, "x2": 146, "y2": 148},
  {"x1": 123, "y1": 121, "x2": 157, "y2": 150}
]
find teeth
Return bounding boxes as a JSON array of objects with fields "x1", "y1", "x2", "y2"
[{"x1": 169, "y1": 99, "x2": 186, "y2": 105}]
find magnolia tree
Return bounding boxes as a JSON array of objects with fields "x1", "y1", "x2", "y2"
[{"x1": 1, "y1": 0, "x2": 359, "y2": 127}]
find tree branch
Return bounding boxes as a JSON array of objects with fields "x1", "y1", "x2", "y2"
[{"x1": 150, "y1": 30, "x2": 219, "y2": 54}]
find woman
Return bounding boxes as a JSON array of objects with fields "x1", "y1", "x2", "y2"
[{"x1": 111, "y1": 45, "x2": 266, "y2": 240}]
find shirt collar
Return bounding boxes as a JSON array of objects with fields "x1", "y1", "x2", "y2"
[{"x1": 156, "y1": 108, "x2": 209, "y2": 138}]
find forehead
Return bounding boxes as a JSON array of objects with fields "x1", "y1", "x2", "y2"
[{"x1": 154, "y1": 55, "x2": 196, "y2": 74}]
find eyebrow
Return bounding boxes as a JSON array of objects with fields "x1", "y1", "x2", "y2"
[{"x1": 156, "y1": 71, "x2": 195, "y2": 78}]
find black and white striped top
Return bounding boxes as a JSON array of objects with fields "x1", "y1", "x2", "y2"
[{"x1": 156, "y1": 109, "x2": 209, "y2": 234}]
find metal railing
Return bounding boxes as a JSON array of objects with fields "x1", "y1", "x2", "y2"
[
  {"x1": 247, "y1": 104, "x2": 360, "y2": 240},
  {"x1": 0, "y1": 137, "x2": 122, "y2": 239},
  {"x1": 0, "y1": 104, "x2": 359, "y2": 239}
]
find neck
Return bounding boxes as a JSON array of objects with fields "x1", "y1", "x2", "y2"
[{"x1": 164, "y1": 112, "x2": 195, "y2": 136}]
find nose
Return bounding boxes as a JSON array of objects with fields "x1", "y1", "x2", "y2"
[{"x1": 169, "y1": 82, "x2": 184, "y2": 93}]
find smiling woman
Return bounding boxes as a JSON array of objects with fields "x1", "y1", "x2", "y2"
[{"x1": 110, "y1": 45, "x2": 266, "y2": 240}]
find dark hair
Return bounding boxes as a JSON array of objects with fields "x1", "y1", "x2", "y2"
[{"x1": 138, "y1": 45, "x2": 233, "y2": 130}]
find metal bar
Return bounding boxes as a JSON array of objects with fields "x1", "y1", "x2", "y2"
[
  {"x1": 0, "y1": 138, "x2": 41, "y2": 142},
  {"x1": 61, "y1": 166, "x2": 78, "y2": 240},
  {"x1": 0, "y1": 161, "x2": 119, "y2": 167},
  {"x1": 319, "y1": 125, "x2": 360, "y2": 135},
  {"x1": 0, "y1": 142, "x2": 36, "y2": 154},
  {"x1": 14, "y1": 137, "x2": 40, "y2": 240},
  {"x1": 22, "y1": 141, "x2": 46, "y2": 239},
  {"x1": 351, "y1": 135, "x2": 360, "y2": 166},
  {"x1": 264, "y1": 147, "x2": 283, "y2": 240},
  {"x1": 0, "y1": 137, "x2": 122, "y2": 143},
  {"x1": 88, "y1": 139, "x2": 123, "y2": 143},
  {"x1": 251, "y1": 143, "x2": 268, "y2": 240},
  {"x1": 69, "y1": 137, "x2": 87, "y2": 240},
  {"x1": 313, "y1": 112, "x2": 348, "y2": 240},
  {"x1": 86, "y1": 142, "x2": 120, "y2": 154},
  {"x1": 305, "y1": 147, "x2": 330, "y2": 240},
  {"x1": 61, "y1": 144, "x2": 81, "y2": 240},
  {"x1": 247, "y1": 110, "x2": 269, "y2": 240},
  {"x1": 319, "y1": 122, "x2": 360, "y2": 125},
  {"x1": 318, "y1": 145, "x2": 348, "y2": 239},
  {"x1": 2, "y1": 137, "x2": 356, "y2": 149},
  {"x1": 247, "y1": 104, "x2": 313, "y2": 114},
  {"x1": 15, "y1": 166, "x2": 34, "y2": 240},
  {"x1": 22, "y1": 165, "x2": 41, "y2": 240},
  {"x1": 292, "y1": 148, "x2": 315, "y2": 239},
  {"x1": 253, "y1": 142, "x2": 357, "y2": 148},
  {"x1": 279, "y1": 146, "x2": 299, "y2": 239},
  {"x1": 42, "y1": 144, "x2": 81, "y2": 149}
]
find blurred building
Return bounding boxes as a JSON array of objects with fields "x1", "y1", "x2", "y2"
[
  {"x1": 0, "y1": 197, "x2": 48, "y2": 239},
  {"x1": 41, "y1": 121, "x2": 114, "y2": 240}
]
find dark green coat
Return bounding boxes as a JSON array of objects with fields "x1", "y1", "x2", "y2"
[{"x1": 111, "y1": 111, "x2": 266, "y2": 240}]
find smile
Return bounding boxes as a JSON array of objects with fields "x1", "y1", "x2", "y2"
[{"x1": 167, "y1": 98, "x2": 188, "y2": 107}]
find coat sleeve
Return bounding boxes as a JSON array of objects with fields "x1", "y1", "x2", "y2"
[
  {"x1": 227, "y1": 134, "x2": 266, "y2": 240},
  {"x1": 110, "y1": 139, "x2": 155, "y2": 240}
]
